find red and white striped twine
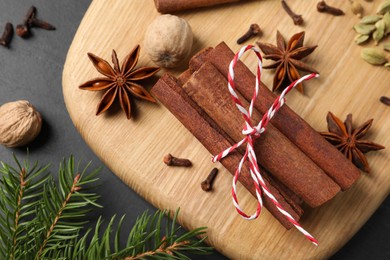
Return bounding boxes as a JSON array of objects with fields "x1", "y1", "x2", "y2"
[{"x1": 212, "y1": 45, "x2": 319, "y2": 245}]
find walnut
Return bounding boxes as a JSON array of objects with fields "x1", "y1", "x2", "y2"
[
  {"x1": 144, "y1": 14, "x2": 193, "y2": 68},
  {"x1": 0, "y1": 100, "x2": 42, "y2": 147}
]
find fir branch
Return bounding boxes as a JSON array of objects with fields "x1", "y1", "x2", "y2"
[
  {"x1": 35, "y1": 173, "x2": 81, "y2": 259},
  {"x1": 33, "y1": 157, "x2": 101, "y2": 258},
  {"x1": 125, "y1": 239, "x2": 190, "y2": 259},
  {"x1": 109, "y1": 210, "x2": 211, "y2": 259},
  {"x1": 10, "y1": 168, "x2": 26, "y2": 260},
  {"x1": 0, "y1": 156, "x2": 50, "y2": 259},
  {"x1": 0, "y1": 155, "x2": 213, "y2": 259}
]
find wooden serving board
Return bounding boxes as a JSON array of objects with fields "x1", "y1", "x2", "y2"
[{"x1": 62, "y1": 0, "x2": 390, "y2": 259}]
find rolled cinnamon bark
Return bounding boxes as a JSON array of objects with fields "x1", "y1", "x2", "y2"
[
  {"x1": 267, "y1": 174, "x2": 303, "y2": 217},
  {"x1": 152, "y1": 73, "x2": 302, "y2": 229},
  {"x1": 177, "y1": 69, "x2": 193, "y2": 86},
  {"x1": 190, "y1": 42, "x2": 360, "y2": 190},
  {"x1": 189, "y1": 47, "x2": 213, "y2": 72},
  {"x1": 182, "y1": 62, "x2": 340, "y2": 207},
  {"x1": 154, "y1": 0, "x2": 241, "y2": 13}
]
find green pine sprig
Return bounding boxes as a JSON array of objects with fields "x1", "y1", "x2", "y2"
[{"x1": 0, "y1": 155, "x2": 212, "y2": 259}]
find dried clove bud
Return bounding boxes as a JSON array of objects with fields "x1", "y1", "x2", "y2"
[
  {"x1": 201, "y1": 168, "x2": 219, "y2": 191},
  {"x1": 236, "y1": 24, "x2": 262, "y2": 44},
  {"x1": 380, "y1": 96, "x2": 390, "y2": 106},
  {"x1": 317, "y1": 1, "x2": 345, "y2": 16},
  {"x1": 163, "y1": 154, "x2": 192, "y2": 167},
  {"x1": 281, "y1": 0, "x2": 304, "y2": 25},
  {"x1": 0, "y1": 23, "x2": 14, "y2": 48},
  {"x1": 16, "y1": 24, "x2": 30, "y2": 38},
  {"x1": 16, "y1": 6, "x2": 55, "y2": 38}
]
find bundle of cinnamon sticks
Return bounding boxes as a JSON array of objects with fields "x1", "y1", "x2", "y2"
[{"x1": 151, "y1": 42, "x2": 360, "y2": 229}]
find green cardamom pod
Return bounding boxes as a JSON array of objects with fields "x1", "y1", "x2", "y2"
[
  {"x1": 361, "y1": 15, "x2": 382, "y2": 24},
  {"x1": 354, "y1": 24, "x2": 376, "y2": 34},
  {"x1": 361, "y1": 48, "x2": 387, "y2": 65},
  {"x1": 373, "y1": 20, "x2": 385, "y2": 45},
  {"x1": 383, "y1": 12, "x2": 390, "y2": 35},
  {"x1": 384, "y1": 43, "x2": 390, "y2": 52},
  {"x1": 355, "y1": 34, "x2": 370, "y2": 44},
  {"x1": 378, "y1": 0, "x2": 390, "y2": 15}
]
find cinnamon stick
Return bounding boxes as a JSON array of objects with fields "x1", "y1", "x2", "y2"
[
  {"x1": 183, "y1": 62, "x2": 340, "y2": 207},
  {"x1": 189, "y1": 47, "x2": 213, "y2": 73},
  {"x1": 154, "y1": 0, "x2": 241, "y2": 13},
  {"x1": 190, "y1": 42, "x2": 360, "y2": 190},
  {"x1": 177, "y1": 69, "x2": 193, "y2": 86},
  {"x1": 152, "y1": 73, "x2": 302, "y2": 229},
  {"x1": 266, "y1": 174, "x2": 304, "y2": 217}
]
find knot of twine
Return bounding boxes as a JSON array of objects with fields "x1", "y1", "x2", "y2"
[{"x1": 212, "y1": 45, "x2": 319, "y2": 245}]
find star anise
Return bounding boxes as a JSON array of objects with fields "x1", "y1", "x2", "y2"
[
  {"x1": 320, "y1": 112, "x2": 385, "y2": 173},
  {"x1": 79, "y1": 45, "x2": 160, "y2": 119},
  {"x1": 256, "y1": 31, "x2": 318, "y2": 93}
]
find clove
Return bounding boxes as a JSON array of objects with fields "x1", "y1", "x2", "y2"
[
  {"x1": 0, "y1": 23, "x2": 14, "y2": 48},
  {"x1": 380, "y1": 96, "x2": 390, "y2": 106},
  {"x1": 163, "y1": 154, "x2": 192, "y2": 167},
  {"x1": 201, "y1": 168, "x2": 219, "y2": 191},
  {"x1": 16, "y1": 6, "x2": 56, "y2": 38},
  {"x1": 317, "y1": 1, "x2": 345, "y2": 16},
  {"x1": 281, "y1": 0, "x2": 304, "y2": 26},
  {"x1": 236, "y1": 24, "x2": 262, "y2": 44}
]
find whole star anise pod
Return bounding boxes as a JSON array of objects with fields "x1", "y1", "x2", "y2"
[
  {"x1": 256, "y1": 31, "x2": 318, "y2": 93},
  {"x1": 79, "y1": 45, "x2": 160, "y2": 119},
  {"x1": 320, "y1": 112, "x2": 385, "y2": 173}
]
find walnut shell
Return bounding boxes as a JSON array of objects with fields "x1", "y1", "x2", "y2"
[
  {"x1": 144, "y1": 14, "x2": 193, "y2": 68},
  {"x1": 0, "y1": 100, "x2": 42, "y2": 147}
]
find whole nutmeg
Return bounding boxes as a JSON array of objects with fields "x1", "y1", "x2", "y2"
[
  {"x1": 0, "y1": 100, "x2": 42, "y2": 147},
  {"x1": 144, "y1": 14, "x2": 193, "y2": 68}
]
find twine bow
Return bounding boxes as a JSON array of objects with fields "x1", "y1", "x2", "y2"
[{"x1": 212, "y1": 45, "x2": 319, "y2": 245}]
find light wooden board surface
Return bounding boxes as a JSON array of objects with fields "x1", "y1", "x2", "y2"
[{"x1": 62, "y1": 0, "x2": 390, "y2": 259}]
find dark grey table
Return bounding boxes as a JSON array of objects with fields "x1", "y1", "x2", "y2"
[{"x1": 0, "y1": 1, "x2": 388, "y2": 259}]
